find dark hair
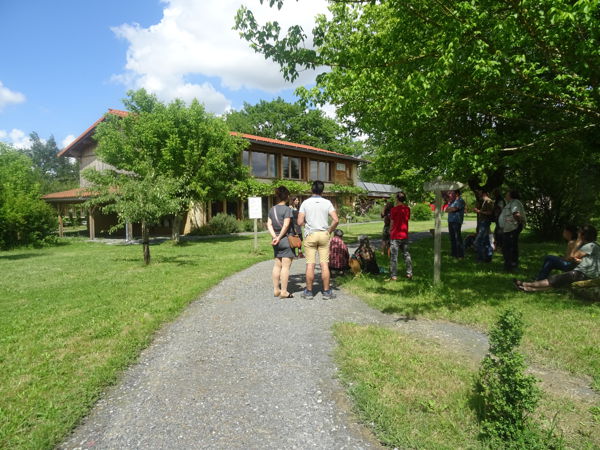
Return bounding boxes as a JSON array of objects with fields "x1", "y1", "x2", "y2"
[
  {"x1": 311, "y1": 180, "x2": 325, "y2": 195},
  {"x1": 396, "y1": 192, "x2": 407, "y2": 203},
  {"x1": 579, "y1": 224, "x2": 597, "y2": 242},
  {"x1": 275, "y1": 185, "x2": 290, "y2": 203},
  {"x1": 291, "y1": 196, "x2": 299, "y2": 203},
  {"x1": 333, "y1": 229, "x2": 344, "y2": 238},
  {"x1": 453, "y1": 190, "x2": 461, "y2": 196},
  {"x1": 508, "y1": 190, "x2": 520, "y2": 200},
  {"x1": 563, "y1": 224, "x2": 578, "y2": 240}
]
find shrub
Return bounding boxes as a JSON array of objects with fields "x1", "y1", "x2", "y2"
[
  {"x1": 207, "y1": 213, "x2": 240, "y2": 235},
  {"x1": 474, "y1": 309, "x2": 559, "y2": 447},
  {"x1": 240, "y1": 218, "x2": 265, "y2": 232},
  {"x1": 411, "y1": 203, "x2": 433, "y2": 221},
  {"x1": 0, "y1": 145, "x2": 58, "y2": 249}
]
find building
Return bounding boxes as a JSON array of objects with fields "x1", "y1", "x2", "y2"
[{"x1": 43, "y1": 109, "x2": 365, "y2": 239}]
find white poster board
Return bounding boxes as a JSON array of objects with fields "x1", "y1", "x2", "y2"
[{"x1": 248, "y1": 197, "x2": 263, "y2": 219}]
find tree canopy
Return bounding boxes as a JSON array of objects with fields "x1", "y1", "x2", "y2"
[
  {"x1": 0, "y1": 142, "x2": 57, "y2": 249},
  {"x1": 236, "y1": 0, "x2": 600, "y2": 233},
  {"x1": 24, "y1": 133, "x2": 79, "y2": 194},
  {"x1": 85, "y1": 89, "x2": 249, "y2": 259},
  {"x1": 225, "y1": 97, "x2": 361, "y2": 155}
]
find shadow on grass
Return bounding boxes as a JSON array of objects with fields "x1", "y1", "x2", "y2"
[
  {"x1": 336, "y1": 233, "x2": 595, "y2": 317},
  {"x1": 0, "y1": 252, "x2": 45, "y2": 261}
]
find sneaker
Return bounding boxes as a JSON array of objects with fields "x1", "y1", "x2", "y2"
[
  {"x1": 301, "y1": 289, "x2": 314, "y2": 299},
  {"x1": 322, "y1": 289, "x2": 336, "y2": 299},
  {"x1": 406, "y1": 273, "x2": 413, "y2": 280}
]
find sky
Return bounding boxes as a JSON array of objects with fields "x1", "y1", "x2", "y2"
[{"x1": 0, "y1": 0, "x2": 328, "y2": 150}]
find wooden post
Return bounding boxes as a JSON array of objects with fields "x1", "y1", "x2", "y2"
[
  {"x1": 88, "y1": 209, "x2": 96, "y2": 240},
  {"x1": 253, "y1": 218, "x2": 258, "y2": 251},
  {"x1": 58, "y1": 203, "x2": 64, "y2": 238},
  {"x1": 423, "y1": 177, "x2": 465, "y2": 286},
  {"x1": 433, "y1": 191, "x2": 442, "y2": 285}
]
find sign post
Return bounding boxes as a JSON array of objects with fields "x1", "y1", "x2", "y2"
[
  {"x1": 247, "y1": 197, "x2": 263, "y2": 251},
  {"x1": 423, "y1": 177, "x2": 464, "y2": 285}
]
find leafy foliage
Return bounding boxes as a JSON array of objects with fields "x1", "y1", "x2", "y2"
[
  {"x1": 411, "y1": 203, "x2": 433, "y2": 221},
  {"x1": 475, "y1": 309, "x2": 550, "y2": 446},
  {"x1": 236, "y1": 0, "x2": 600, "y2": 235},
  {"x1": 94, "y1": 89, "x2": 249, "y2": 207},
  {"x1": 0, "y1": 143, "x2": 57, "y2": 249},
  {"x1": 225, "y1": 97, "x2": 362, "y2": 155},
  {"x1": 23, "y1": 133, "x2": 79, "y2": 194}
]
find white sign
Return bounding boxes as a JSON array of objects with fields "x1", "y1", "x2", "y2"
[
  {"x1": 423, "y1": 176, "x2": 465, "y2": 192},
  {"x1": 248, "y1": 197, "x2": 263, "y2": 219}
]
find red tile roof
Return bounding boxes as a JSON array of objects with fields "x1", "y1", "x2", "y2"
[
  {"x1": 57, "y1": 109, "x2": 129, "y2": 158},
  {"x1": 58, "y1": 108, "x2": 363, "y2": 161},
  {"x1": 230, "y1": 132, "x2": 361, "y2": 161},
  {"x1": 42, "y1": 188, "x2": 95, "y2": 201}
]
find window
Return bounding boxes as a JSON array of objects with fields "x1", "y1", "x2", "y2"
[
  {"x1": 309, "y1": 160, "x2": 330, "y2": 181},
  {"x1": 283, "y1": 156, "x2": 302, "y2": 179},
  {"x1": 245, "y1": 151, "x2": 278, "y2": 177}
]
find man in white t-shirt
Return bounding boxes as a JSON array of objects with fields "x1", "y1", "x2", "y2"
[{"x1": 298, "y1": 180, "x2": 339, "y2": 299}]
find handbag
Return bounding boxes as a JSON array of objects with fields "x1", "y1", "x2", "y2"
[
  {"x1": 287, "y1": 234, "x2": 302, "y2": 249},
  {"x1": 272, "y1": 206, "x2": 302, "y2": 248}
]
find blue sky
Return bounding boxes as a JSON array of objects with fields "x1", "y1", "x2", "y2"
[{"x1": 0, "y1": 0, "x2": 326, "y2": 149}]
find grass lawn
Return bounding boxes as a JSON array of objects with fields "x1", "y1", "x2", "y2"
[
  {"x1": 0, "y1": 235, "x2": 273, "y2": 449},
  {"x1": 334, "y1": 324, "x2": 599, "y2": 449},
  {"x1": 332, "y1": 225, "x2": 599, "y2": 448}
]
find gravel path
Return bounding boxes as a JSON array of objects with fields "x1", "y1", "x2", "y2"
[
  {"x1": 61, "y1": 259, "x2": 392, "y2": 449},
  {"x1": 62, "y1": 224, "x2": 598, "y2": 449}
]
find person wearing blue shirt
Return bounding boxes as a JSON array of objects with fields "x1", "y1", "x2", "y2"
[{"x1": 446, "y1": 190, "x2": 466, "y2": 258}]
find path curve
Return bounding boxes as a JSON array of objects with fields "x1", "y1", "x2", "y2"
[{"x1": 62, "y1": 226, "x2": 598, "y2": 449}]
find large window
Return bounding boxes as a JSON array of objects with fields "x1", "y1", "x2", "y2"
[
  {"x1": 243, "y1": 150, "x2": 278, "y2": 178},
  {"x1": 309, "y1": 160, "x2": 330, "y2": 181},
  {"x1": 283, "y1": 156, "x2": 302, "y2": 179}
]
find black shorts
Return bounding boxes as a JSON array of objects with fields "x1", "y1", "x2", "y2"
[{"x1": 547, "y1": 270, "x2": 588, "y2": 288}]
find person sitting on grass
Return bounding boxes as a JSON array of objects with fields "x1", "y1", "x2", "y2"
[
  {"x1": 329, "y1": 229, "x2": 350, "y2": 275},
  {"x1": 351, "y1": 235, "x2": 380, "y2": 275},
  {"x1": 535, "y1": 224, "x2": 579, "y2": 280},
  {"x1": 515, "y1": 225, "x2": 600, "y2": 292}
]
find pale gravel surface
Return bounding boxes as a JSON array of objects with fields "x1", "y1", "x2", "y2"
[{"x1": 61, "y1": 225, "x2": 598, "y2": 450}]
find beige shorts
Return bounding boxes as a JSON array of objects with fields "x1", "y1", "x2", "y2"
[{"x1": 304, "y1": 231, "x2": 330, "y2": 264}]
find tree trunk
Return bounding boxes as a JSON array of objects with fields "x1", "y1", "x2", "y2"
[
  {"x1": 142, "y1": 220, "x2": 151, "y2": 265},
  {"x1": 171, "y1": 215, "x2": 181, "y2": 244}
]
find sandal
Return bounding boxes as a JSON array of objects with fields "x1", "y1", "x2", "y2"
[{"x1": 279, "y1": 292, "x2": 294, "y2": 299}]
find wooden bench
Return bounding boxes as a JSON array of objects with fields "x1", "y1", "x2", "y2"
[{"x1": 571, "y1": 278, "x2": 600, "y2": 301}]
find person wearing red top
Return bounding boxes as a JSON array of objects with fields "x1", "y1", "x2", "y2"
[{"x1": 388, "y1": 192, "x2": 413, "y2": 280}]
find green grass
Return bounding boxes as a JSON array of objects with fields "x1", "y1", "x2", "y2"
[
  {"x1": 334, "y1": 324, "x2": 600, "y2": 449},
  {"x1": 335, "y1": 232, "x2": 600, "y2": 389},
  {"x1": 0, "y1": 235, "x2": 273, "y2": 449}
]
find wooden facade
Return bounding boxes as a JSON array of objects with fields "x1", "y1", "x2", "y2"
[{"x1": 43, "y1": 109, "x2": 364, "y2": 239}]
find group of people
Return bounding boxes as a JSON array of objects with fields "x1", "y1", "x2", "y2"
[
  {"x1": 268, "y1": 181, "x2": 599, "y2": 298},
  {"x1": 267, "y1": 181, "x2": 339, "y2": 300},
  {"x1": 441, "y1": 189, "x2": 527, "y2": 272}
]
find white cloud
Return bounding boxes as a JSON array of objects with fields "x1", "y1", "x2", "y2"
[
  {"x1": 0, "y1": 81, "x2": 26, "y2": 112},
  {"x1": 111, "y1": 0, "x2": 327, "y2": 114},
  {"x1": 61, "y1": 134, "x2": 76, "y2": 148},
  {"x1": 0, "y1": 128, "x2": 32, "y2": 149}
]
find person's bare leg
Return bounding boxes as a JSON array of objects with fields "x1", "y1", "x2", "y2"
[
  {"x1": 272, "y1": 258, "x2": 282, "y2": 296},
  {"x1": 279, "y1": 257, "x2": 293, "y2": 296},
  {"x1": 521, "y1": 279, "x2": 551, "y2": 292},
  {"x1": 306, "y1": 263, "x2": 315, "y2": 292},
  {"x1": 321, "y1": 261, "x2": 331, "y2": 291}
]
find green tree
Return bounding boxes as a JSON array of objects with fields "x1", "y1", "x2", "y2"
[
  {"x1": 24, "y1": 132, "x2": 79, "y2": 193},
  {"x1": 236, "y1": 0, "x2": 600, "y2": 235},
  {"x1": 0, "y1": 142, "x2": 57, "y2": 249},
  {"x1": 90, "y1": 89, "x2": 249, "y2": 248},
  {"x1": 83, "y1": 169, "x2": 183, "y2": 264},
  {"x1": 225, "y1": 97, "x2": 361, "y2": 155}
]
